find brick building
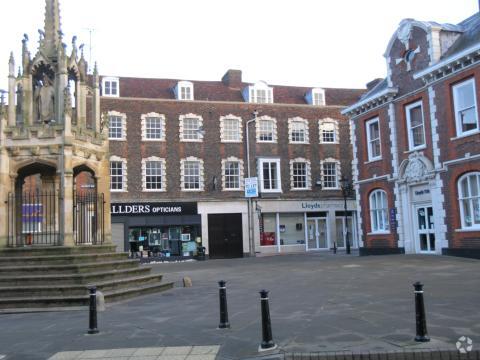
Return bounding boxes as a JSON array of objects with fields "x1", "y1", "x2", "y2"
[
  {"x1": 102, "y1": 70, "x2": 364, "y2": 258},
  {"x1": 343, "y1": 13, "x2": 480, "y2": 258}
]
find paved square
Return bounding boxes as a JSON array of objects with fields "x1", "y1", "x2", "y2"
[{"x1": 0, "y1": 254, "x2": 479, "y2": 359}]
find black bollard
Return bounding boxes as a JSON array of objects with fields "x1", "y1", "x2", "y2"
[
  {"x1": 218, "y1": 280, "x2": 230, "y2": 329},
  {"x1": 413, "y1": 282, "x2": 429, "y2": 342},
  {"x1": 259, "y1": 290, "x2": 276, "y2": 351},
  {"x1": 87, "y1": 286, "x2": 99, "y2": 334},
  {"x1": 333, "y1": 240, "x2": 337, "y2": 254}
]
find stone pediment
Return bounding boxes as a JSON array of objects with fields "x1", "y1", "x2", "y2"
[{"x1": 399, "y1": 152, "x2": 434, "y2": 183}]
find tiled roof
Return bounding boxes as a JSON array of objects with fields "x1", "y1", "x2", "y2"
[
  {"x1": 103, "y1": 76, "x2": 364, "y2": 107},
  {"x1": 441, "y1": 12, "x2": 480, "y2": 59}
]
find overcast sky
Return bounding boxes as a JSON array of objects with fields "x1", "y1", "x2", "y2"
[{"x1": 0, "y1": 0, "x2": 477, "y2": 93}]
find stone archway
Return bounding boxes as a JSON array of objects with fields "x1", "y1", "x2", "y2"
[
  {"x1": 72, "y1": 165, "x2": 104, "y2": 245},
  {"x1": 8, "y1": 162, "x2": 59, "y2": 246}
]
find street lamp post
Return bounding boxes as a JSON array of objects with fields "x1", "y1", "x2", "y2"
[
  {"x1": 245, "y1": 111, "x2": 258, "y2": 257},
  {"x1": 340, "y1": 176, "x2": 353, "y2": 255}
]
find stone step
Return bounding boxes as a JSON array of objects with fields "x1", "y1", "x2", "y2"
[
  {"x1": 0, "y1": 259, "x2": 139, "y2": 275},
  {"x1": 0, "y1": 267, "x2": 152, "y2": 286},
  {"x1": 0, "y1": 252, "x2": 128, "y2": 266},
  {"x1": 0, "y1": 274, "x2": 165, "y2": 298},
  {"x1": 0, "y1": 281, "x2": 175, "y2": 309},
  {"x1": 0, "y1": 245, "x2": 117, "y2": 257}
]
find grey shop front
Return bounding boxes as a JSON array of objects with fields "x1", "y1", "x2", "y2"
[{"x1": 111, "y1": 202, "x2": 202, "y2": 258}]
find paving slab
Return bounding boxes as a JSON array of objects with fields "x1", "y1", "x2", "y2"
[{"x1": 0, "y1": 253, "x2": 478, "y2": 359}]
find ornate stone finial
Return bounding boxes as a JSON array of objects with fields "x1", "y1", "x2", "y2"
[
  {"x1": 38, "y1": 29, "x2": 45, "y2": 46},
  {"x1": 70, "y1": 36, "x2": 78, "y2": 60},
  {"x1": 21, "y1": 34, "x2": 31, "y2": 73},
  {"x1": 397, "y1": 20, "x2": 413, "y2": 50},
  {"x1": 17, "y1": 67, "x2": 22, "y2": 78},
  {"x1": 43, "y1": 0, "x2": 62, "y2": 57},
  {"x1": 79, "y1": 44, "x2": 85, "y2": 59},
  {"x1": 0, "y1": 89, "x2": 7, "y2": 116},
  {"x1": 9, "y1": 52, "x2": 15, "y2": 76}
]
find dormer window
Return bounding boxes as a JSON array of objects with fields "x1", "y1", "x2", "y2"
[
  {"x1": 175, "y1": 81, "x2": 194, "y2": 101},
  {"x1": 102, "y1": 77, "x2": 119, "y2": 97},
  {"x1": 243, "y1": 81, "x2": 273, "y2": 104},
  {"x1": 305, "y1": 88, "x2": 325, "y2": 106}
]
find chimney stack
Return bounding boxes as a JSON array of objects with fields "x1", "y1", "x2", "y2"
[{"x1": 222, "y1": 69, "x2": 242, "y2": 88}]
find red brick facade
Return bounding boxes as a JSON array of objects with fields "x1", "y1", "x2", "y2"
[{"x1": 344, "y1": 15, "x2": 480, "y2": 258}]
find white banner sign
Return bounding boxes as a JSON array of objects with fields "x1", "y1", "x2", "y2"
[{"x1": 245, "y1": 177, "x2": 259, "y2": 198}]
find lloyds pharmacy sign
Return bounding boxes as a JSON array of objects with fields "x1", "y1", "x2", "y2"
[{"x1": 111, "y1": 202, "x2": 197, "y2": 216}]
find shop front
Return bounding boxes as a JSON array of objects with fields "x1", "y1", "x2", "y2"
[
  {"x1": 111, "y1": 202, "x2": 202, "y2": 258},
  {"x1": 255, "y1": 200, "x2": 357, "y2": 255}
]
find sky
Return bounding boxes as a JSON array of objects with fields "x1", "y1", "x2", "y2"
[{"x1": 0, "y1": 0, "x2": 477, "y2": 93}]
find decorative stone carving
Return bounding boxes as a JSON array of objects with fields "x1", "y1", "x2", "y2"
[
  {"x1": 397, "y1": 20, "x2": 412, "y2": 49},
  {"x1": 400, "y1": 153, "x2": 434, "y2": 183},
  {"x1": 34, "y1": 74, "x2": 55, "y2": 123}
]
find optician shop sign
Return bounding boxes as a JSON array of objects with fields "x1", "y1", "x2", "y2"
[{"x1": 111, "y1": 202, "x2": 197, "y2": 216}]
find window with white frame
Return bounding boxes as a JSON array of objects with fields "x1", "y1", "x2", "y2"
[
  {"x1": 369, "y1": 189, "x2": 389, "y2": 232},
  {"x1": 321, "y1": 160, "x2": 339, "y2": 189},
  {"x1": 175, "y1": 81, "x2": 194, "y2": 100},
  {"x1": 366, "y1": 117, "x2": 381, "y2": 160},
  {"x1": 256, "y1": 117, "x2": 277, "y2": 143},
  {"x1": 142, "y1": 113, "x2": 166, "y2": 141},
  {"x1": 243, "y1": 82, "x2": 273, "y2": 103},
  {"x1": 179, "y1": 114, "x2": 203, "y2": 141},
  {"x1": 110, "y1": 157, "x2": 127, "y2": 191},
  {"x1": 142, "y1": 157, "x2": 166, "y2": 191},
  {"x1": 222, "y1": 157, "x2": 243, "y2": 190},
  {"x1": 452, "y1": 78, "x2": 479, "y2": 136},
  {"x1": 181, "y1": 157, "x2": 204, "y2": 191},
  {"x1": 108, "y1": 112, "x2": 126, "y2": 140},
  {"x1": 220, "y1": 115, "x2": 242, "y2": 142},
  {"x1": 259, "y1": 158, "x2": 281, "y2": 192},
  {"x1": 290, "y1": 159, "x2": 311, "y2": 190},
  {"x1": 288, "y1": 118, "x2": 309, "y2": 143},
  {"x1": 458, "y1": 172, "x2": 480, "y2": 229},
  {"x1": 102, "y1": 77, "x2": 119, "y2": 97},
  {"x1": 319, "y1": 119, "x2": 338, "y2": 143},
  {"x1": 312, "y1": 89, "x2": 325, "y2": 106},
  {"x1": 405, "y1": 101, "x2": 425, "y2": 150}
]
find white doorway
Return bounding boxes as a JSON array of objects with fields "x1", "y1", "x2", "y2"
[
  {"x1": 415, "y1": 205, "x2": 435, "y2": 253},
  {"x1": 306, "y1": 218, "x2": 328, "y2": 250}
]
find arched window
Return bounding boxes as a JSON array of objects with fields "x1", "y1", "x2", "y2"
[
  {"x1": 458, "y1": 172, "x2": 480, "y2": 229},
  {"x1": 369, "y1": 189, "x2": 389, "y2": 232}
]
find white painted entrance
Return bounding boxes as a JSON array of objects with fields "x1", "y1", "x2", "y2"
[
  {"x1": 335, "y1": 216, "x2": 354, "y2": 248},
  {"x1": 415, "y1": 205, "x2": 435, "y2": 253},
  {"x1": 307, "y1": 218, "x2": 328, "y2": 250}
]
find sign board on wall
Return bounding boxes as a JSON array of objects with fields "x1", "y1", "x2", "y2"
[
  {"x1": 111, "y1": 202, "x2": 197, "y2": 216},
  {"x1": 245, "y1": 177, "x2": 259, "y2": 198},
  {"x1": 390, "y1": 208, "x2": 397, "y2": 229}
]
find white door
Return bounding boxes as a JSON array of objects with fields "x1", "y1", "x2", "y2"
[
  {"x1": 415, "y1": 206, "x2": 435, "y2": 253},
  {"x1": 335, "y1": 217, "x2": 354, "y2": 249},
  {"x1": 307, "y1": 218, "x2": 328, "y2": 250}
]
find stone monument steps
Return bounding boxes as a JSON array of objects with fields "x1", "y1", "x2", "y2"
[
  {"x1": 0, "y1": 246, "x2": 174, "y2": 311},
  {"x1": 0, "y1": 259, "x2": 139, "y2": 275},
  {"x1": 0, "y1": 281, "x2": 174, "y2": 309},
  {"x1": 0, "y1": 267, "x2": 152, "y2": 286},
  {"x1": 0, "y1": 252, "x2": 127, "y2": 266},
  {"x1": 0, "y1": 274, "x2": 166, "y2": 298},
  {"x1": 0, "y1": 245, "x2": 117, "y2": 257}
]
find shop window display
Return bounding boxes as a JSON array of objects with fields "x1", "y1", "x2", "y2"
[
  {"x1": 260, "y1": 213, "x2": 277, "y2": 246},
  {"x1": 128, "y1": 225, "x2": 201, "y2": 257},
  {"x1": 278, "y1": 214, "x2": 305, "y2": 245}
]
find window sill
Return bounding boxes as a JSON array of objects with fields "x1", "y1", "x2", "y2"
[
  {"x1": 364, "y1": 158, "x2": 382, "y2": 165},
  {"x1": 102, "y1": 94, "x2": 120, "y2": 98},
  {"x1": 367, "y1": 231, "x2": 390, "y2": 235},
  {"x1": 320, "y1": 142, "x2": 339, "y2": 145},
  {"x1": 450, "y1": 130, "x2": 480, "y2": 141},
  {"x1": 222, "y1": 188, "x2": 243, "y2": 192},
  {"x1": 257, "y1": 140, "x2": 277, "y2": 144},
  {"x1": 109, "y1": 138, "x2": 127, "y2": 141},
  {"x1": 142, "y1": 189, "x2": 166, "y2": 192},
  {"x1": 142, "y1": 139, "x2": 166, "y2": 142},
  {"x1": 221, "y1": 140, "x2": 242, "y2": 143},
  {"x1": 291, "y1": 188, "x2": 312, "y2": 191},
  {"x1": 181, "y1": 189, "x2": 204, "y2": 192},
  {"x1": 322, "y1": 187, "x2": 340, "y2": 191},
  {"x1": 180, "y1": 139, "x2": 203, "y2": 143},
  {"x1": 110, "y1": 189, "x2": 128, "y2": 193},
  {"x1": 404, "y1": 145, "x2": 427, "y2": 154},
  {"x1": 455, "y1": 228, "x2": 480, "y2": 233},
  {"x1": 290, "y1": 141, "x2": 310, "y2": 145},
  {"x1": 260, "y1": 190, "x2": 282, "y2": 194}
]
